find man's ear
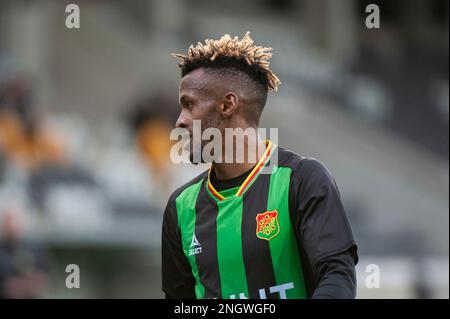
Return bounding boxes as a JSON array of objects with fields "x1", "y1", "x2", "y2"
[{"x1": 220, "y1": 92, "x2": 239, "y2": 118}]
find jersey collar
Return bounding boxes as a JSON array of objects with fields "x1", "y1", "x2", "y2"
[{"x1": 206, "y1": 140, "x2": 276, "y2": 202}]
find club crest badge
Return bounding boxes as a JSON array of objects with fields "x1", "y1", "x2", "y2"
[{"x1": 256, "y1": 210, "x2": 280, "y2": 241}]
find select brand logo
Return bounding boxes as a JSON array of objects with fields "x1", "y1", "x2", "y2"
[{"x1": 189, "y1": 233, "x2": 202, "y2": 256}]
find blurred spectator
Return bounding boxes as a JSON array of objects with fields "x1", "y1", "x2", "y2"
[
  {"x1": 0, "y1": 76, "x2": 68, "y2": 172},
  {"x1": 0, "y1": 210, "x2": 50, "y2": 298},
  {"x1": 128, "y1": 91, "x2": 179, "y2": 197}
]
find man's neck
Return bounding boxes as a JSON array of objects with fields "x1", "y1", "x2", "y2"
[{"x1": 212, "y1": 138, "x2": 266, "y2": 181}]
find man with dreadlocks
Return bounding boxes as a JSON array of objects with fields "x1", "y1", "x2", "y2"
[{"x1": 162, "y1": 32, "x2": 358, "y2": 299}]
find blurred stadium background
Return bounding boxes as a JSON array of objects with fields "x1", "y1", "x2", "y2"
[{"x1": 0, "y1": 0, "x2": 448, "y2": 298}]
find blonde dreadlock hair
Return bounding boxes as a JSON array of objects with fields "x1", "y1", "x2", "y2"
[{"x1": 171, "y1": 32, "x2": 281, "y2": 92}]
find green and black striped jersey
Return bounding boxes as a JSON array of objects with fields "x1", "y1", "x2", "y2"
[{"x1": 162, "y1": 140, "x2": 357, "y2": 299}]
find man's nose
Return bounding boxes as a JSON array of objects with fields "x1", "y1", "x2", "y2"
[{"x1": 175, "y1": 112, "x2": 189, "y2": 129}]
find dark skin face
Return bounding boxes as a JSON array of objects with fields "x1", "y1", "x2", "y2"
[{"x1": 176, "y1": 68, "x2": 265, "y2": 180}]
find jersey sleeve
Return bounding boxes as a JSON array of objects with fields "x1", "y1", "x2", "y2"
[
  {"x1": 161, "y1": 194, "x2": 196, "y2": 298},
  {"x1": 290, "y1": 157, "x2": 358, "y2": 268}
]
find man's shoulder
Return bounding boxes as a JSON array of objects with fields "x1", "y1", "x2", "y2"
[
  {"x1": 167, "y1": 169, "x2": 209, "y2": 204},
  {"x1": 277, "y1": 146, "x2": 332, "y2": 180}
]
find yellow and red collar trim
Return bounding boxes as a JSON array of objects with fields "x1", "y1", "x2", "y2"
[{"x1": 207, "y1": 140, "x2": 275, "y2": 201}]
